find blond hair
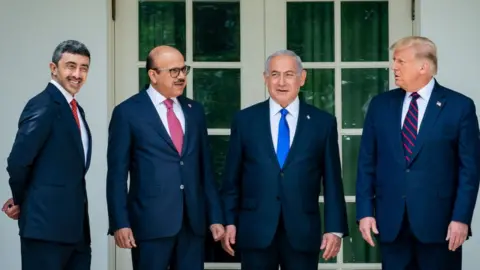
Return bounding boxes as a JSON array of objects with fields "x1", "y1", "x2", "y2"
[{"x1": 390, "y1": 36, "x2": 438, "y2": 75}]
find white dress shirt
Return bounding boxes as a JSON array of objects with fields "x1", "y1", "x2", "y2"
[
  {"x1": 401, "y1": 78, "x2": 435, "y2": 132},
  {"x1": 146, "y1": 85, "x2": 185, "y2": 135},
  {"x1": 50, "y1": 79, "x2": 89, "y2": 165},
  {"x1": 269, "y1": 97, "x2": 299, "y2": 151},
  {"x1": 269, "y1": 97, "x2": 342, "y2": 238}
]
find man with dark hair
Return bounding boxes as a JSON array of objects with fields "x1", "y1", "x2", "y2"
[{"x1": 2, "y1": 40, "x2": 93, "y2": 270}]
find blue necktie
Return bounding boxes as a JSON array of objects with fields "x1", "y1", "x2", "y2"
[{"x1": 277, "y1": 108, "x2": 290, "y2": 168}]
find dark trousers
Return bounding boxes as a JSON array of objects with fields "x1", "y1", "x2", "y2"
[
  {"x1": 241, "y1": 213, "x2": 318, "y2": 270},
  {"x1": 21, "y1": 235, "x2": 90, "y2": 270},
  {"x1": 21, "y1": 207, "x2": 90, "y2": 270},
  {"x1": 131, "y1": 195, "x2": 204, "y2": 270},
  {"x1": 380, "y1": 210, "x2": 462, "y2": 270}
]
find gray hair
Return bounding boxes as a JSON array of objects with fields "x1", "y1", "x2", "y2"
[
  {"x1": 51, "y1": 40, "x2": 91, "y2": 65},
  {"x1": 264, "y1": 49, "x2": 304, "y2": 75}
]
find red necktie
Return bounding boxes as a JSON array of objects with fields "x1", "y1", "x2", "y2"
[
  {"x1": 70, "y1": 99, "x2": 81, "y2": 130},
  {"x1": 164, "y1": 99, "x2": 183, "y2": 155}
]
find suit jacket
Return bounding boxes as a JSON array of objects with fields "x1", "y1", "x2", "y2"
[
  {"x1": 106, "y1": 91, "x2": 224, "y2": 240},
  {"x1": 356, "y1": 80, "x2": 480, "y2": 243},
  {"x1": 7, "y1": 83, "x2": 92, "y2": 244},
  {"x1": 221, "y1": 99, "x2": 349, "y2": 252}
]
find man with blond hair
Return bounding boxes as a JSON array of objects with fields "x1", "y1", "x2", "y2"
[{"x1": 356, "y1": 36, "x2": 480, "y2": 269}]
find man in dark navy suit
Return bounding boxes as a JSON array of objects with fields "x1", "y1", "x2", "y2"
[
  {"x1": 3, "y1": 40, "x2": 93, "y2": 270},
  {"x1": 356, "y1": 36, "x2": 480, "y2": 270},
  {"x1": 220, "y1": 50, "x2": 349, "y2": 270},
  {"x1": 106, "y1": 45, "x2": 225, "y2": 270}
]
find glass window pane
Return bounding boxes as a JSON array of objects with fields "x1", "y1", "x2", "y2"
[
  {"x1": 193, "y1": 69, "x2": 240, "y2": 128},
  {"x1": 204, "y1": 135, "x2": 241, "y2": 263},
  {"x1": 287, "y1": 2, "x2": 334, "y2": 62},
  {"x1": 342, "y1": 68, "x2": 389, "y2": 128},
  {"x1": 343, "y1": 203, "x2": 381, "y2": 263},
  {"x1": 138, "y1": 1, "x2": 186, "y2": 61},
  {"x1": 342, "y1": 135, "x2": 361, "y2": 196},
  {"x1": 300, "y1": 69, "x2": 335, "y2": 116},
  {"x1": 319, "y1": 202, "x2": 337, "y2": 263},
  {"x1": 209, "y1": 135, "x2": 230, "y2": 187},
  {"x1": 138, "y1": 68, "x2": 187, "y2": 96},
  {"x1": 341, "y1": 1, "x2": 389, "y2": 61},
  {"x1": 139, "y1": 68, "x2": 149, "y2": 91},
  {"x1": 193, "y1": 1, "x2": 240, "y2": 62}
]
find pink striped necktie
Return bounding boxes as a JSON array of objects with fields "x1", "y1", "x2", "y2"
[{"x1": 163, "y1": 99, "x2": 183, "y2": 155}]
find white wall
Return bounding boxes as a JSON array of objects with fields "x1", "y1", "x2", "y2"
[
  {"x1": 0, "y1": 0, "x2": 479, "y2": 269},
  {"x1": 0, "y1": 0, "x2": 111, "y2": 269},
  {"x1": 417, "y1": 0, "x2": 480, "y2": 268}
]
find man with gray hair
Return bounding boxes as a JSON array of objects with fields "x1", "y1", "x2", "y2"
[
  {"x1": 220, "y1": 49, "x2": 348, "y2": 269},
  {"x1": 2, "y1": 40, "x2": 93, "y2": 270},
  {"x1": 356, "y1": 36, "x2": 480, "y2": 269}
]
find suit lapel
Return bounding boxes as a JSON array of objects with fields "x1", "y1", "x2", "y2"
[
  {"x1": 78, "y1": 104, "x2": 92, "y2": 170},
  {"x1": 259, "y1": 100, "x2": 280, "y2": 169},
  {"x1": 47, "y1": 84, "x2": 85, "y2": 164},
  {"x1": 409, "y1": 84, "x2": 446, "y2": 164},
  {"x1": 283, "y1": 101, "x2": 308, "y2": 168},
  {"x1": 177, "y1": 96, "x2": 192, "y2": 156},
  {"x1": 390, "y1": 89, "x2": 408, "y2": 164},
  {"x1": 138, "y1": 91, "x2": 178, "y2": 153}
]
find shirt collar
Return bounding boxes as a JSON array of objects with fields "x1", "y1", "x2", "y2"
[
  {"x1": 406, "y1": 77, "x2": 435, "y2": 100},
  {"x1": 146, "y1": 84, "x2": 180, "y2": 106},
  {"x1": 50, "y1": 79, "x2": 74, "y2": 104},
  {"x1": 269, "y1": 96, "x2": 299, "y2": 117}
]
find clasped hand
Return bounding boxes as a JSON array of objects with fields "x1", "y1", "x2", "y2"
[{"x1": 2, "y1": 198, "x2": 20, "y2": 220}]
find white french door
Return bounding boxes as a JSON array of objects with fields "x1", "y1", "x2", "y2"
[{"x1": 112, "y1": 0, "x2": 412, "y2": 269}]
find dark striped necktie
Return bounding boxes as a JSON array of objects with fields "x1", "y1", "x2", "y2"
[{"x1": 402, "y1": 92, "x2": 420, "y2": 162}]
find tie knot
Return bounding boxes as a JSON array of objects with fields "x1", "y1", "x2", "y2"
[
  {"x1": 410, "y1": 92, "x2": 420, "y2": 100},
  {"x1": 70, "y1": 99, "x2": 77, "y2": 107},
  {"x1": 280, "y1": 108, "x2": 288, "y2": 117},
  {"x1": 164, "y1": 98, "x2": 174, "y2": 109}
]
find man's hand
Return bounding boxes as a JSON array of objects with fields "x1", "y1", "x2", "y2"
[
  {"x1": 2, "y1": 198, "x2": 20, "y2": 220},
  {"x1": 446, "y1": 221, "x2": 468, "y2": 251},
  {"x1": 114, "y1": 228, "x2": 137, "y2": 249},
  {"x1": 359, "y1": 217, "x2": 379, "y2": 247},
  {"x1": 320, "y1": 233, "x2": 341, "y2": 260},
  {"x1": 221, "y1": 225, "x2": 236, "y2": 256},
  {"x1": 210, "y1": 224, "x2": 225, "y2": 241}
]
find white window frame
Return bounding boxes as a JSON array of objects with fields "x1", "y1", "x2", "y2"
[
  {"x1": 112, "y1": 0, "x2": 412, "y2": 269},
  {"x1": 263, "y1": 0, "x2": 411, "y2": 269},
  {"x1": 113, "y1": 0, "x2": 264, "y2": 269}
]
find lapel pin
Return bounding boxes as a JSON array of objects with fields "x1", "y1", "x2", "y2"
[
  {"x1": 306, "y1": 115, "x2": 310, "y2": 119},
  {"x1": 188, "y1": 104, "x2": 192, "y2": 108},
  {"x1": 436, "y1": 101, "x2": 442, "y2": 107}
]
